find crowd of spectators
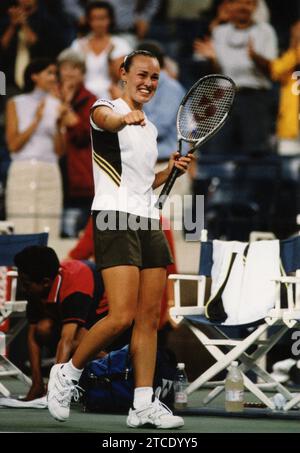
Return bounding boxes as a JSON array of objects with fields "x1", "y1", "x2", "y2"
[{"x1": 0, "y1": 0, "x2": 300, "y2": 239}]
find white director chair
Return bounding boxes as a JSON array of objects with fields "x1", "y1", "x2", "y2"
[{"x1": 170, "y1": 230, "x2": 300, "y2": 413}]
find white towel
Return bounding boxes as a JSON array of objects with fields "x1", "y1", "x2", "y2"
[
  {"x1": 238, "y1": 240, "x2": 281, "y2": 324},
  {"x1": 207, "y1": 239, "x2": 281, "y2": 325},
  {"x1": 0, "y1": 396, "x2": 47, "y2": 409}
]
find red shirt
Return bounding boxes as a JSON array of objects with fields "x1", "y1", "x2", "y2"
[
  {"x1": 69, "y1": 217, "x2": 94, "y2": 260},
  {"x1": 66, "y1": 85, "x2": 97, "y2": 199},
  {"x1": 26, "y1": 260, "x2": 105, "y2": 326}
]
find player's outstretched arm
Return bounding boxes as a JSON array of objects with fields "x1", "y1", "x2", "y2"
[{"x1": 92, "y1": 106, "x2": 146, "y2": 133}]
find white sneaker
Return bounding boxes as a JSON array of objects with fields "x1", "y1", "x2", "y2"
[
  {"x1": 47, "y1": 363, "x2": 81, "y2": 422},
  {"x1": 270, "y1": 359, "x2": 296, "y2": 384},
  {"x1": 273, "y1": 359, "x2": 296, "y2": 373},
  {"x1": 127, "y1": 397, "x2": 184, "y2": 429}
]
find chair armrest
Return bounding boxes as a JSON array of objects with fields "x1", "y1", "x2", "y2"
[
  {"x1": 170, "y1": 305, "x2": 205, "y2": 323},
  {"x1": 170, "y1": 306, "x2": 205, "y2": 317},
  {"x1": 0, "y1": 300, "x2": 27, "y2": 313},
  {"x1": 0, "y1": 300, "x2": 27, "y2": 324},
  {"x1": 168, "y1": 273, "x2": 207, "y2": 322},
  {"x1": 5, "y1": 301, "x2": 27, "y2": 312},
  {"x1": 6, "y1": 270, "x2": 18, "y2": 278},
  {"x1": 168, "y1": 274, "x2": 205, "y2": 281},
  {"x1": 272, "y1": 277, "x2": 300, "y2": 284},
  {"x1": 272, "y1": 270, "x2": 300, "y2": 312}
]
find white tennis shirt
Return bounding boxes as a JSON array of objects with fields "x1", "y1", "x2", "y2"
[{"x1": 90, "y1": 98, "x2": 160, "y2": 219}]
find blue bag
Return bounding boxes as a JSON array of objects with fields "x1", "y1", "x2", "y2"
[{"x1": 80, "y1": 345, "x2": 176, "y2": 413}]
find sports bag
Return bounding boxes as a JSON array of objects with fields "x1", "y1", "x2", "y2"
[{"x1": 79, "y1": 345, "x2": 177, "y2": 412}]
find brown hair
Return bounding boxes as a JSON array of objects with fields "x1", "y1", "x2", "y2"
[{"x1": 120, "y1": 50, "x2": 159, "y2": 72}]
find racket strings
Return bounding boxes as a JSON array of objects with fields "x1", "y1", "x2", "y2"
[{"x1": 178, "y1": 78, "x2": 235, "y2": 141}]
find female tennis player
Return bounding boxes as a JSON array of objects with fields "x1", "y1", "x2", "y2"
[{"x1": 47, "y1": 50, "x2": 193, "y2": 429}]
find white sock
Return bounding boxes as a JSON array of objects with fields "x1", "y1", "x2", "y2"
[
  {"x1": 61, "y1": 360, "x2": 83, "y2": 382},
  {"x1": 133, "y1": 387, "x2": 153, "y2": 409}
]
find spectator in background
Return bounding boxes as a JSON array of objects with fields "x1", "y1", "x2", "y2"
[
  {"x1": 43, "y1": 0, "x2": 85, "y2": 49},
  {"x1": 167, "y1": 0, "x2": 214, "y2": 86},
  {"x1": 271, "y1": 20, "x2": 300, "y2": 155},
  {"x1": 105, "y1": 0, "x2": 161, "y2": 46},
  {"x1": 62, "y1": 0, "x2": 86, "y2": 28},
  {"x1": 70, "y1": 1, "x2": 132, "y2": 99},
  {"x1": 194, "y1": 0, "x2": 278, "y2": 155},
  {"x1": 208, "y1": 0, "x2": 234, "y2": 33},
  {"x1": 56, "y1": 48, "x2": 96, "y2": 236},
  {"x1": 14, "y1": 245, "x2": 106, "y2": 401},
  {"x1": 204, "y1": 0, "x2": 269, "y2": 33},
  {"x1": 0, "y1": 0, "x2": 65, "y2": 92},
  {"x1": 5, "y1": 59, "x2": 66, "y2": 236},
  {"x1": 68, "y1": 0, "x2": 162, "y2": 62}
]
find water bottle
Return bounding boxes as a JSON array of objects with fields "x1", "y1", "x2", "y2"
[
  {"x1": 0, "y1": 331, "x2": 6, "y2": 356},
  {"x1": 225, "y1": 361, "x2": 244, "y2": 412},
  {"x1": 174, "y1": 363, "x2": 188, "y2": 409}
]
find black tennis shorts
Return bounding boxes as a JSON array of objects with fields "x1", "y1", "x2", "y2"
[{"x1": 92, "y1": 211, "x2": 173, "y2": 270}]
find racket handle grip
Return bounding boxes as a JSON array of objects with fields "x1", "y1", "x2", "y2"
[{"x1": 155, "y1": 167, "x2": 181, "y2": 209}]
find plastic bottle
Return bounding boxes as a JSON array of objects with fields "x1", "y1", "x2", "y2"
[
  {"x1": 174, "y1": 363, "x2": 189, "y2": 409},
  {"x1": 225, "y1": 361, "x2": 244, "y2": 412},
  {"x1": 0, "y1": 331, "x2": 6, "y2": 356}
]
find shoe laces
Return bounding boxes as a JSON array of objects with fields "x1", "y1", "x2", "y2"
[
  {"x1": 147, "y1": 398, "x2": 173, "y2": 419},
  {"x1": 55, "y1": 372, "x2": 83, "y2": 407}
]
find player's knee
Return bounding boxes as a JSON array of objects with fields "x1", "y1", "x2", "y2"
[
  {"x1": 35, "y1": 318, "x2": 54, "y2": 343},
  {"x1": 137, "y1": 307, "x2": 161, "y2": 331},
  {"x1": 111, "y1": 313, "x2": 134, "y2": 334}
]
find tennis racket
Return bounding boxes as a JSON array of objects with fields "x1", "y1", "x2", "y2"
[{"x1": 155, "y1": 74, "x2": 236, "y2": 209}]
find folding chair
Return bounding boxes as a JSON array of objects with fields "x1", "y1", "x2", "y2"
[
  {"x1": 170, "y1": 230, "x2": 300, "y2": 412},
  {"x1": 269, "y1": 248, "x2": 300, "y2": 412},
  {"x1": 0, "y1": 232, "x2": 48, "y2": 396}
]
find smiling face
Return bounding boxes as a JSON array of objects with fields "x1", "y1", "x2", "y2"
[
  {"x1": 121, "y1": 55, "x2": 160, "y2": 109},
  {"x1": 31, "y1": 64, "x2": 57, "y2": 92}
]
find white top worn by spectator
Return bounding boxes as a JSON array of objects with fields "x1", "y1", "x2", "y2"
[
  {"x1": 11, "y1": 88, "x2": 60, "y2": 163},
  {"x1": 71, "y1": 35, "x2": 132, "y2": 99},
  {"x1": 213, "y1": 22, "x2": 278, "y2": 89}
]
